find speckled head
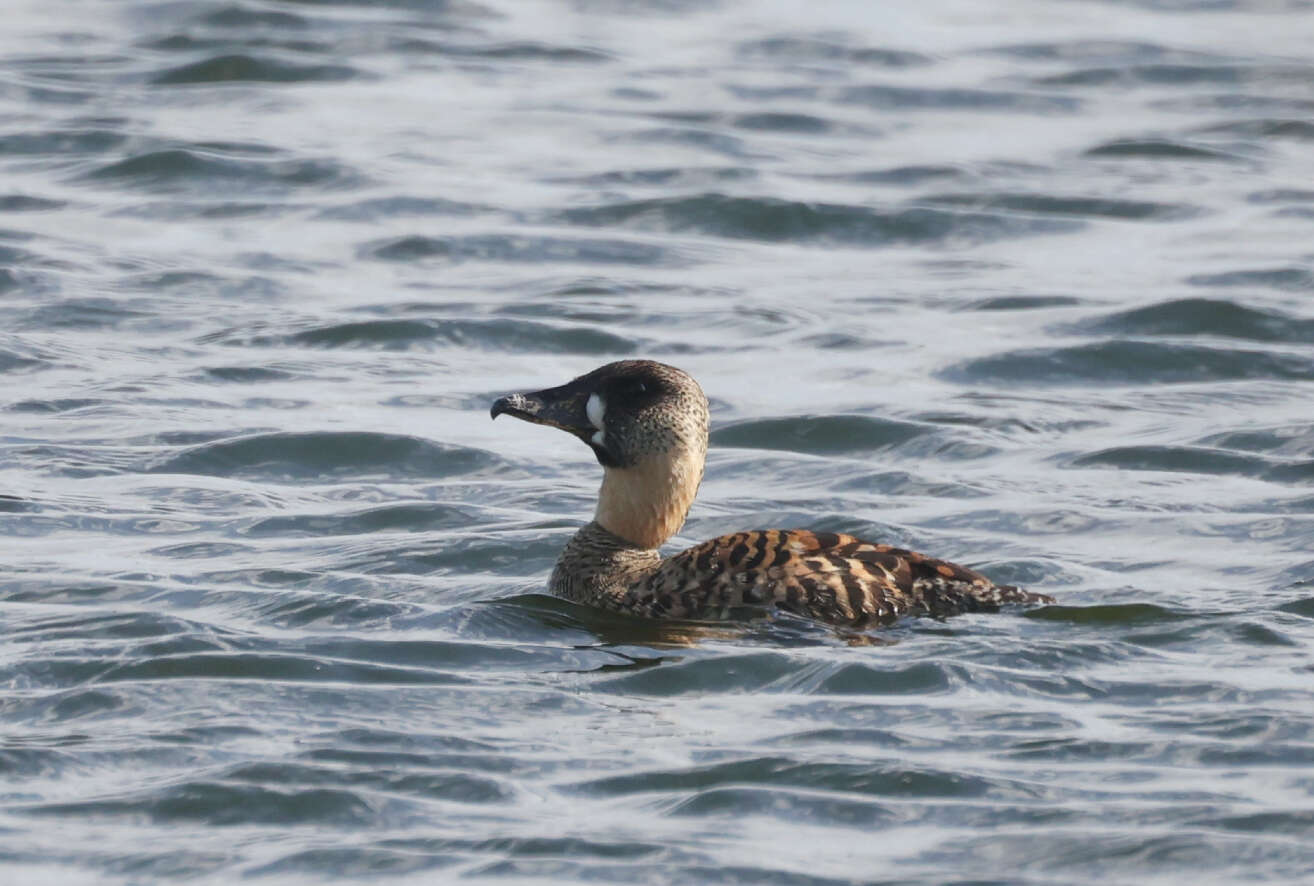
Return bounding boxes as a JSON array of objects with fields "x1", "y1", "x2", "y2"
[{"x1": 491, "y1": 360, "x2": 710, "y2": 548}]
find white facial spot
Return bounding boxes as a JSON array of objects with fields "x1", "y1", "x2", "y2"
[
  {"x1": 591, "y1": 429, "x2": 605, "y2": 445},
  {"x1": 586, "y1": 393, "x2": 606, "y2": 431}
]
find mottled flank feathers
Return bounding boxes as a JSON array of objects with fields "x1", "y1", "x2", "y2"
[{"x1": 554, "y1": 522, "x2": 1053, "y2": 626}]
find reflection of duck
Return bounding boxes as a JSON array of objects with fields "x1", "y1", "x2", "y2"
[{"x1": 491, "y1": 360, "x2": 1053, "y2": 626}]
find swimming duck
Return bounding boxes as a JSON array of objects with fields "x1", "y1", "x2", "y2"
[{"x1": 491, "y1": 360, "x2": 1053, "y2": 626}]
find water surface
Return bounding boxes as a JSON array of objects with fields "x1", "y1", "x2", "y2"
[{"x1": 3, "y1": 0, "x2": 1314, "y2": 883}]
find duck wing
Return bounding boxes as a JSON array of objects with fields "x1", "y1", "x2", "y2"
[{"x1": 630, "y1": 529, "x2": 1053, "y2": 625}]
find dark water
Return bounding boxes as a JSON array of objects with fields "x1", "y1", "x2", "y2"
[{"x1": 4, "y1": 0, "x2": 1314, "y2": 882}]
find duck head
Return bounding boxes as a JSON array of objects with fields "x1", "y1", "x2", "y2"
[{"x1": 491, "y1": 360, "x2": 710, "y2": 549}]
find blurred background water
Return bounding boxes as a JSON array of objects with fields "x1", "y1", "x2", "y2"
[{"x1": 3, "y1": 0, "x2": 1314, "y2": 882}]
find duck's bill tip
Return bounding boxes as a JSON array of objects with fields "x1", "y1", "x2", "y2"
[{"x1": 490, "y1": 392, "x2": 544, "y2": 422}]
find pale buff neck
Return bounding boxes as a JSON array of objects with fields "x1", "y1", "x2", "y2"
[{"x1": 594, "y1": 446, "x2": 705, "y2": 550}]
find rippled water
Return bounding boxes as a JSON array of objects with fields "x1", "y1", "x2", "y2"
[{"x1": 4, "y1": 0, "x2": 1314, "y2": 882}]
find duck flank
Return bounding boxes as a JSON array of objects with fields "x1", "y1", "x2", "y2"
[{"x1": 491, "y1": 360, "x2": 1054, "y2": 627}]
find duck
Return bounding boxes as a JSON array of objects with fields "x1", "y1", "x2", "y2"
[{"x1": 490, "y1": 359, "x2": 1053, "y2": 626}]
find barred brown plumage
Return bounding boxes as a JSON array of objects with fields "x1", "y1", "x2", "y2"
[{"x1": 492, "y1": 360, "x2": 1054, "y2": 627}]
